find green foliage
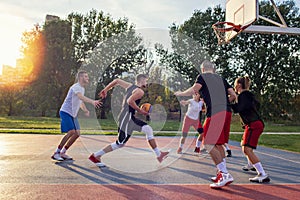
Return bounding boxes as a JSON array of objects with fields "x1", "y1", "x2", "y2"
[
  {"x1": 230, "y1": 134, "x2": 300, "y2": 153},
  {"x1": 157, "y1": 0, "x2": 300, "y2": 122}
]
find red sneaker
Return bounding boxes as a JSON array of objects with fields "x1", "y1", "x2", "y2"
[
  {"x1": 157, "y1": 151, "x2": 169, "y2": 163},
  {"x1": 89, "y1": 154, "x2": 106, "y2": 167}
]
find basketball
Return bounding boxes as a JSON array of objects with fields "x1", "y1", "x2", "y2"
[{"x1": 140, "y1": 103, "x2": 152, "y2": 113}]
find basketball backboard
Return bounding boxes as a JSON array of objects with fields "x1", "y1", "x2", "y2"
[
  {"x1": 226, "y1": 0, "x2": 258, "y2": 28},
  {"x1": 225, "y1": 0, "x2": 258, "y2": 42},
  {"x1": 220, "y1": 0, "x2": 300, "y2": 44}
]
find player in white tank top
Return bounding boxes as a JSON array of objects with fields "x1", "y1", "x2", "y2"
[{"x1": 177, "y1": 92, "x2": 204, "y2": 154}]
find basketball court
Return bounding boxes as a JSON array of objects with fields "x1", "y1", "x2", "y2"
[
  {"x1": 0, "y1": 133, "x2": 299, "y2": 199},
  {"x1": 1, "y1": 0, "x2": 300, "y2": 199}
]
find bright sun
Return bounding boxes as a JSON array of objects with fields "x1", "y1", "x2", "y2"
[{"x1": 0, "y1": 14, "x2": 31, "y2": 75}]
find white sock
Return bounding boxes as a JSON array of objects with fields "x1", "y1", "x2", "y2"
[
  {"x1": 94, "y1": 150, "x2": 105, "y2": 157},
  {"x1": 61, "y1": 147, "x2": 67, "y2": 154},
  {"x1": 223, "y1": 158, "x2": 226, "y2": 165},
  {"x1": 179, "y1": 143, "x2": 184, "y2": 148},
  {"x1": 217, "y1": 162, "x2": 228, "y2": 173},
  {"x1": 224, "y1": 144, "x2": 230, "y2": 150},
  {"x1": 253, "y1": 162, "x2": 266, "y2": 176},
  {"x1": 153, "y1": 147, "x2": 161, "y2": 157},
  {"x1": 196, "y1": 140, "x2": 201, "y2": 148}
]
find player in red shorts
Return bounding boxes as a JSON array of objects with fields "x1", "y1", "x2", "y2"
[
  {"x1": 232, "y1": 76, "x2": 270, "y2": 183},
  {"x1": 175, "y1": 60, "x2": 237, "y2": 188},
  {"x1": 177, "y1": 92, "x2": 204, "y2": 154}
]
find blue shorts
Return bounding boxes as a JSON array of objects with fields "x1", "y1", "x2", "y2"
[{"x1": 59, "y1": 111, "x2": 80, "y2": 133}]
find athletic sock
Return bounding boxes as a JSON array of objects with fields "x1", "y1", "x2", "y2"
[
  {"x1": 153, "y1": 147, "x2": 161, "y2": 157},
  {"x1": 217, "y1": 161, "x2": 228, "y2": 173},
  {"x1": 55, "y1": 148, "x2": 61, "y2": 154},
  {"x1": 224, "y1": 144, "x2": 230, "y2": 150},
  {"x1": 253, "y1": 162, "x2": 266, "y2": 176},
  {"x1": 223, "y1": 158, "x2": 226, "y2": 165},
  {"x1": 61, "y1": 147, "x2": 67, "y2": 154},
  {"x1": 94, "y1": 150, "x2": 105, "y2": 158},
  {"x1": 196, "y1": 140, "x2": 201, "y2": 148},
  {"x1": 179, "y1": 143, "x2": 184, "y2": 148}
]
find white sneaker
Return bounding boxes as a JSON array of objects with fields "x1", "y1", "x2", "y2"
[
  {"x1": 51, "y1": 152, "x2": 64, "y2": 161},
  {"x1": 60, "y1": 153, "x2": 73, "y2": 160},
  {"x1": 249, "y1": 174, "x2": 270, "y2": 183},
  {"x1": 211, "y1": 176, "x2": 217, "y2": 182},
  {"x1": 210, "y1": 172, "x2": 234, "y2": 189}
]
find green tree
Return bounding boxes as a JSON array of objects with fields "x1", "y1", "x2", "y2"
[
  {"x1": 157, "y1": 0, "x2": 300, "y2": 122},
  {"x1": 233, "y1": 0, "x2": 300, "y2": 120},
  {"x1": 68, "y1": 10, "x2": 148, "y2": 118},
  {"x1": 24, "y1": 19, "x2": 74, "y2": 117}
]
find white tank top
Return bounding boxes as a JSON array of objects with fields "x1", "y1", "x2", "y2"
[{"x1": 186, "y1": 99, "x2": 204, "y2": 120}]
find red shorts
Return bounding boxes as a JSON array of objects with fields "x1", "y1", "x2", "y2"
[
  {"x1": 182, "y1": 115, "x2": 200, "y2": 133},
  {"x1": 203, "y1": 111, "x2": 232, "y2": 145},
  {"x1": 242, "y1": 120, "x2": 264, "y2": 149}
]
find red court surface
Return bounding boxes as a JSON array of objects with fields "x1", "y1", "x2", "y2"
[
  {"x1": 0, "y1": 134, "x2": 299, "y2": 199},
  {"x1": 1, "y1": 184, "x2": 299, "y2": 199}
]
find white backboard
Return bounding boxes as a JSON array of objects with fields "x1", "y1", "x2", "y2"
[
  {"x1": 226, "y1": 0, "x2": 258, "y2": 26},
  {"x1": 225, "y1": 0, "x2": 258, "y2": 42}
]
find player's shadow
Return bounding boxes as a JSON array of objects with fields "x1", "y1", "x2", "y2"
[{"x1": 55, "y1": 161, "x2": 157, "y2": 184}]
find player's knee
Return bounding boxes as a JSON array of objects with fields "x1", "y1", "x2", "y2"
[
  {"x1": 142, "y1": 125, "x2": 154, "y2": 140},
  {"x1": 70, "y1": 130, "x2": 80, "y2": 137},
  {"x1": 111, "y1": 142, "x2": 123, "y2": 150},
  {"x1": 75, "y1": 130, "x2": 80, "y2": 137}
]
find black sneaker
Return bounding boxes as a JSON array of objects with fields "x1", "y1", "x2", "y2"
[
  {"x1": 242, "y1": 165, "x2": 256, "y2": 171},
  {"x1": 226, "y1": 150, "x2": 232, "y2": 157}
]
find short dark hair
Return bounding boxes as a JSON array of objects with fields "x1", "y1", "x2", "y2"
[
  {"x1": 136, "y1": 74, "x2": 148, "y2": 82},
  {"x1": 76, "y1": 70, "x2": 87, "y2": 79}
]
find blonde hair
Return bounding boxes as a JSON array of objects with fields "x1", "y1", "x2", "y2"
[{"x1": 236, "y1": 76, "x2": 251, "y2": 90}]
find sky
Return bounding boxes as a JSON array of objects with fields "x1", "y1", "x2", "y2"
[{"x1": 0, "y1": 0, "x2": 299, "y2": 73}]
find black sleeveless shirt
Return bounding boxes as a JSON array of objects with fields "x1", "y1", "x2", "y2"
[{"x1": 120, "y1": 84, "x2": 141, "y2": 116}]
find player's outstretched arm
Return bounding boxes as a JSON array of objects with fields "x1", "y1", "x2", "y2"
[
  {"x1": 99, "y1": 78, "x2": 132, "y2": 98},
  {"x1": 175, "y1": 83, "x2": 202, "y2": 97},
  {"x1": 77, "y1": 93, "x2": 102, "y2": 108}
]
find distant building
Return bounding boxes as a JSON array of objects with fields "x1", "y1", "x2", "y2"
[
  {"x1": 45, "y1": 14, "x2": 60, "y2": 23},
  {"x1": 0, "y1": 59, "x2": 32, "y2": 86}
]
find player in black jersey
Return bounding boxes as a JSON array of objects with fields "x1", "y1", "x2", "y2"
[{"x1": 89, "y1": 74, "x2": 169, "y2": 167}]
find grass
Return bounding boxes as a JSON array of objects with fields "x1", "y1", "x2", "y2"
[
  {"x1": 0, "y1": 115, "x2": 299, "y2": 152},
  {"x1": 230, "y1": 134, "x2": 300, "y2": 153}
]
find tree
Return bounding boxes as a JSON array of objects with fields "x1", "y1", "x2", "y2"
[
  {"x1": 23, "y1": 19, "x2": 75, "y2": 117},
  {"x1": 68, "y1": 10, "x2": 148, "y2": 118},
  {"x1": 233, "y1": 0, "x2": 300, "y2": 120},
  {"x1": 157, "y1": 0, "x2": 300, "y2": 122}
]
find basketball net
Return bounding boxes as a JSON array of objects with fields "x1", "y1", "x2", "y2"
[{"x1": 212, "y1": 22, "x2": 243, "y2": 45}]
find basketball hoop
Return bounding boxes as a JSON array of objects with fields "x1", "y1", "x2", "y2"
[{"x1": 212, "y1": 22, "x2": 244, "y2": 45}]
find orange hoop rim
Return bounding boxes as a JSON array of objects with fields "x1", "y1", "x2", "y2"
[{"x1": 212, "y1": 21, "x2": 243, "y2": 32}]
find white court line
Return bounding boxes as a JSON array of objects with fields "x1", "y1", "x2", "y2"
[{"x1": 257, "y1": 151, "x2": 300, "y2": 164}]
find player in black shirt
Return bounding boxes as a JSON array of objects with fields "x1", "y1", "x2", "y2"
[
  {"x1": 232, "y1": 76, "x2": 270, "y2": 183},
  {"x1": 89, "y1": 74, "x2": 169, "y2": 167},
  {"x1": 175, "y1": 60, "x2": 237, "y2": 189}
]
